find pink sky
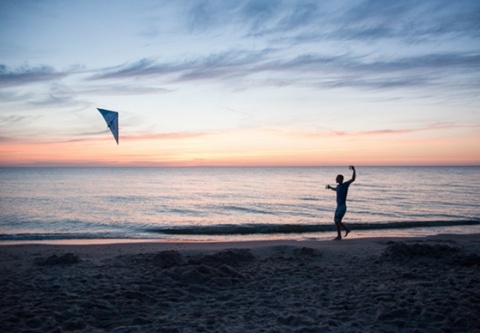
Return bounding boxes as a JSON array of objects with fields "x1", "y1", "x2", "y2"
[
  {"x1": 1, "y1": 1, "x2": 480, "y2": 167},
  {"x1": 2, "y1": 125, "x2": 478, "y2": 167}
]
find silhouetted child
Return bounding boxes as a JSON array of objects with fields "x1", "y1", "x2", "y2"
[{"x1": 326, "y1": 166, "x2": 356, "y2": 240}]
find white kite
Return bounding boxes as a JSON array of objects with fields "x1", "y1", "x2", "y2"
[{"x1": 97, "y1": 108, "x2": 119, "y2": 144}]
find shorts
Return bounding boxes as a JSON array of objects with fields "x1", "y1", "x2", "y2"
[{"x1": 334, "y1": 204, "x2": 347, "y2": 224}]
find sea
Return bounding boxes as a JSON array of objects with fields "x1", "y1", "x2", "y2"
[{"x1": 0, "y1": 166, "x2": 479, "y2": 244}]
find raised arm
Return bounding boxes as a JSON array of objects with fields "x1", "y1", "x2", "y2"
[{"x1": 347, "y1": 166, "x2": 356, "y2": 183}]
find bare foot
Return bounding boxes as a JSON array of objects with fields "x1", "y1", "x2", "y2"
[
  {"x1": 333, "y1": 236, "x2": 342, "y2": 241},
  {"x1": 345, "y1": 229, "x2": 350, "y2": 237}
]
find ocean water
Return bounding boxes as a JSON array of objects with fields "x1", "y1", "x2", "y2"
[{"x1": 0, "y1": 167, "x2": 479, "y2": 243}]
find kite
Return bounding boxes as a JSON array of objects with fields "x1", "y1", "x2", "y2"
[{"x1": 97, "y1": 108, "x2": 119, "y2": 144}]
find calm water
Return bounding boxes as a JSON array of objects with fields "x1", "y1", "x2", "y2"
[{"x1": 0, "y1": 167, "x2": 479, "y2": 243}]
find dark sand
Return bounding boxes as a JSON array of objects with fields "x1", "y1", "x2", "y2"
[{"x1": 1, "y1": 234, "x2": 479, "y2": 332}]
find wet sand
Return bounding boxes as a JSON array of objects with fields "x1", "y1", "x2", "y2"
[{"x1": 1, "y1": 234, "x2": 479, "y2": 332}]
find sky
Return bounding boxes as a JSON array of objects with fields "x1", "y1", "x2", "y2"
[{"x1": 1, "y1": 0, "x2": 479, "y2": 167}]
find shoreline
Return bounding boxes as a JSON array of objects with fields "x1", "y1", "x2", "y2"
[
  {"x1": 2, "y1": 222, "x2": 480, "y2": 246},
  {"x1": 1, "y1": 228, "x2": 479, "y2": 245},
  {"x1": 1, "y1": 234, "x2": 480, "y2": 332}
]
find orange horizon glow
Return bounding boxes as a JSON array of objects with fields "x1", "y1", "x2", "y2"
[{"x1": 1, "y1": 127, "x2": 479, "y2": 167}]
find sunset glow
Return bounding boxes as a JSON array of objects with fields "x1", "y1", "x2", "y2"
[{"x1": 1, "y1": 1, "x2": 479, "y2": 167}]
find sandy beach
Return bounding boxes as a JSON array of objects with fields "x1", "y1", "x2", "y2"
[{"x1": 1, "y1": 234, "x2": 479, "y2": 333}]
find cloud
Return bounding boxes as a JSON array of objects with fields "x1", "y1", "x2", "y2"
[
  {"x1": 90, "y1": 58, "x2": 186, "y2": 80},
  {"x1": 123, "y1": 131, "x2": 209, "y2": 141},
  {"x1": 89, "y1": 49, "x2": 480, "y2": 93},
  {"x1": 0, "y1": 90, "x2": 33, "y2": 102},
  {"x1": 80, "y1": 84, "x2": 172, "y2": 96},
  {"x1": 0, "y1": 114, "x2": 29, "y2": 125},
  {"x1": 289, "y1": 122, "x2": 469, "y2": 138},
  {"x1": 6, "y1": 1, "x2": 478, "y2": 98},
  {"x1": 366, "y1": 53, "x2": 480, "y2": 72},
  {"x1": 78, "y1": 129, "x2": 210, "y2": 143},
  {"x1": 276, "y1": 2, "x2": 319, "y2": 32},
  {"x1": 180, "y1": 0, "x2": 480, "y2": 44},
  {"x1": 316, "y1": 77, "x2": 431, "y2": 90},
  {"x1": 185, "y1": 0, "x2": 285, "y2": 34},
  {"x1": 32, "y1": 83, "x2": 74, "y2": 106},
  {"x1": 0, "y1": 129, "x2": 211, "y2": 145},
  {"x1": 26, "y1": 83, "x2": 90, "y2": 110},
  {"x1": 292, "y1": 0, "x2": 479, "y2": 43},
  {"x1": 224, "y1": 107, "x2": 254, "y2": 118},
  {"x1": 0, "y1": 64, "x2": 67, "y2": 87},
  {"x1": 90, "y1": 49, "x2": 273, "y2": 82}
]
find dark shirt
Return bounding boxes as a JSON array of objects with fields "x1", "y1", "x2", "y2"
[{"x1": 336, "y1": 181, "x2": 352, "y2": 206}]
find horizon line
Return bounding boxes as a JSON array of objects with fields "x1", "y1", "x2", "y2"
[{"x1": 1, "y1": 164, "x2": 479, "y2": 168}]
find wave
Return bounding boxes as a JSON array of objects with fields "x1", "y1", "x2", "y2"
[
  {"x1": 0, "y1": 232, "x2": 131, "y2": 242},
  {"x1": 1, "y1": 220, "x2": 478, "y2": 241},
  {"x1": 299, "y1": 197, "x2": 319, "y2": 201},
  {"x1": 145, "y1": 219, "x2": 480, "y2": 236},
  {"x1": 220, "y1": 205, "x2": 275, "y2": 215}
]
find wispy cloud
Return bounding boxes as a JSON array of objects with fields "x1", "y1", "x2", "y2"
[
  {"x1": 31, "y1": 83, "x2": 75, "y2": 106},
  {"x1": 0, "y1": 64, "x2": 67, "y2": 87},
  {"x1": 80, "y1": 84, "x2": 172, "y2": 96},
  {"x1": 287, "y1": 122, "x2": 469, "y2": 138},
  {"x1": 0, "y1": 90, "x2": 33, "y2": 102},
  {"x1": 90, "y1": 49, "x2": 274, "y2": 81},
  {"x1": 180, "y1": 0, "x2": 480, "y2": 43},
  {"x1": 3, "y1": 1, "x2": 479, "y2": 94},
  {"x1": 0, "y1": 114, "x2": 29, "y2": 125},
  {"x1": 123, "y1": 131, "x2": 209, "y2": 141},
  {"x1": 89, "y1": 50, "x2": 480, "y2": 92},
  {"x1": 0, "y1": 129, "x2": 211, "y2": 145}
]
